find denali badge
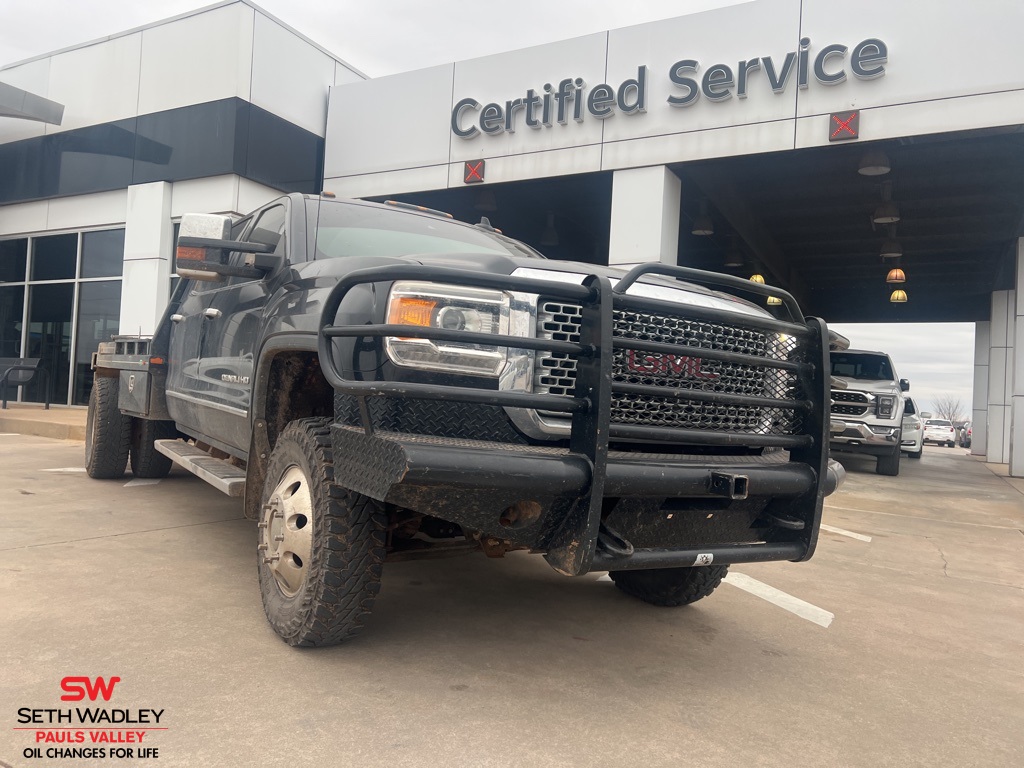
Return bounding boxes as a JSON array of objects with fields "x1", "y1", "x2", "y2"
[
  {"x1": 221, "y1": 374, "x2": 250, "y2": 385},
  {"x1": 625, "y1": 350, "x2": 718, "y2": 380}
]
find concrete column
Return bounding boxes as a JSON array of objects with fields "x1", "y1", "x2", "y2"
[
  {"x1": 971, "y1": 321, "x2": 989, "y2": 456},
  {"x1": 1010, "y1": 239, "x2": 1024, "y2": 476},
  {"x1": 608, "y1": 166, "x2": 681, "y2": 269},
  {"x1": 120, "y1": 182, "x2": 173, "y2": 336},
  {"x1": 986, "y1": 289, "x2": 1014, "y2": 463}
]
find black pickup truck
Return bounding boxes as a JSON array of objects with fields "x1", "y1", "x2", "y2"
[{"x1": 87, "y1": 193, "x2": 844, "y2": 646}]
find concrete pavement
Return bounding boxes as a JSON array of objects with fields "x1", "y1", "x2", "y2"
[{"x1": 0, "y1": 436, "x2": 1021, "y2": 768}]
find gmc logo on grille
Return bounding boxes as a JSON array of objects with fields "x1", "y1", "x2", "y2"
[{"x1": 625, "y1": 350, "x2": 718, "y2": 379}]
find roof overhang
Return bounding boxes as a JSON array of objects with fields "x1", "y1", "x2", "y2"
[{"x1": 0, "y1": 80, "x2": 64, "y2": 124}]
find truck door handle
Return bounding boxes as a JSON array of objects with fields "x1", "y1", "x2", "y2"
[
  {"x1": 202, "y1": 308, "x2": 222, "y2": 320},
  {"x1": 170, "y1": 314, "x2": 184, "y2": 323}
]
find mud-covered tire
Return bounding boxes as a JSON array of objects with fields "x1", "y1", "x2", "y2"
[
  {"x1": 258, "y1": 418, "x2": 387, "y2": 647},
  {"x1": 129, "y1": 418, "x2": 176, "y2": 478},
  {"x1": 85, "y1": 374, "x2": 130, "y2": 479},
  {"x1": 876, "y1": 446, "x2": 901, "y2": 476},
  {"x1": 609, "y1": 564, "x2": 729, "y2": 607}
]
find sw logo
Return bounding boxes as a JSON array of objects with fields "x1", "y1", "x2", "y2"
[{"x1": 60, "y1": 676, "x2": 121, "y2": 702}]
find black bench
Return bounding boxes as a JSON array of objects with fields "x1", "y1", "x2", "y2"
[{"x1": 0, "y1": 358, "x2": 49, "y2": 410}]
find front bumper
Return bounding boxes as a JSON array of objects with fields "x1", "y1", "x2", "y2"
[
  {"x1": 331, "y1": 425, "x2": 846, "y2": 573},
  {"x1": 830, "y1": 421, "x2": 901, "y2": 456},
  {"x1": 319, "y1": 263, "x2": 836, "y2": 576}
]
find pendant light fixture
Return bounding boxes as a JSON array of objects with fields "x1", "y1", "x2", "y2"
[
  {"x1": 858, "y1": 148, "x2": 891, "y2": 176},
  {"x1": 889, "y1": 289, "x2": 908, "y2": 303},
  {"x1": 880, "y1": 225, "x2": 902, "y2": 260},
  {"x1": 749, "y1": 273, "x2": 765, "y2": 284},
  {"x1": 692, "y1": 201, "x2": 714, "y2": 236},
  {"x1": 873, "y1": 180, "x2": 900, "y2": 225},
  {"x1": 767, "y1": 296, "x2": 783, "y2": 306},
  {"x1": 886, "y1": 266, "x2": 906, "y2": 284},
  {"x1": 723, "y1": 235, "x2": 744, "y2": 268}
]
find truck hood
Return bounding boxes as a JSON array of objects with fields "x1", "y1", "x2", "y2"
[
  {"x1": 832, "y1": 377, "x2": 902, "y2": 394},
  {"x1": 294, "y1": 250, "x2": 772, "y2": 320},
  {"x1": 404, "y1": 252, "x2": 771, "y2": 320}
]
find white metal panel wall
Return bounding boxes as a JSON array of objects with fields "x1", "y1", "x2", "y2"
[
  {"x1": 137, "y1": 3, "x2": 255, "y2": 116},
  {"x1": 45, "y1": 33, "x2": 143, "y2": 134},
  {"x1": 325, "y1": 65, "x2": 455, "y2": 178},
  {"x1": 603, "y1": 0, "x2": 800, "y2": 144},
  {"x1": 449, "y1": 33, "x2": 608, "y2": 162},
  {"x1": 798, "y1": 0, "x2": 1024, "y2": 115},
  {"x1": 250, "y1": 10, "x2": 339, "y2": 137},
  {"x1": 325, "y1": 0, "x2": 1024, "y2": 195}
]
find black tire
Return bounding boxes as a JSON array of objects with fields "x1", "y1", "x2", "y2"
[
  {"x1": 947, "y1": 441, "x2": 955, "y2": 448},
  {"x1": 609, "y1": 564, "x2": 729, "y2": 607},
  {"x1": 258, "y1": 418, "x2": 387, "y2": 647},
  {"x1": 908, "y1": 444, "x2": 923, "y2": 459},
  {"x1": 85, "y1": 374, "x2": 130, "y2": 479},
  {"x1": 130, "y1": 418, "x2": 176, "y2": 478},
  {"x1": 877, "y1": 446, "x2": 901, "y2": 476}
]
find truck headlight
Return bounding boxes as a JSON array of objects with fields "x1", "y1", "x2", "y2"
[
  {"x1": 385, "y1": 281, "x2": 512, "y2": 376},
  {"x1": 876, "y1": 395, "x2": 896, "y2": 418}
]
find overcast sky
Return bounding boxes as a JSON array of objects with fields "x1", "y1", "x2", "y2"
[{"x1": 0, "y1": 0, "x2": 979, "y2": 416}]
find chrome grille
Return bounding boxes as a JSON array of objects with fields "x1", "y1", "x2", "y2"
[
  {"x1": 534, "y1": 301, "x2": 805, "y2": 435},
  {"x1": 831, "y1": 390, "x2": 868, "y2": 416},
  {"x1": 535, "y1": 302, "x2": 580, "y2": 396}
]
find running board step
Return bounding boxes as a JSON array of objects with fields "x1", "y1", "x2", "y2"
[{"x1": 154, "y1": 439, "x2": 246, "y2": 497}]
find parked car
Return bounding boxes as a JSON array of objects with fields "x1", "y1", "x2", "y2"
[
  {"x1": 959, "y1": 421, "x2": 972, "y2": 448},
  {"x1": 923, "y1": 419, "x2": 957, "y2": 447},
  {"x1": 901, "y1": 397, "x2": 923, "y2": 459}
]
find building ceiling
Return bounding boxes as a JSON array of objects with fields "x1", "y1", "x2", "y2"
[
  {"x1": 378, "y1": 125, "x2": 1024, "y2": 325},
  {"x1": 674, "y1": 127, "x2": 1024, "y2": 323}
]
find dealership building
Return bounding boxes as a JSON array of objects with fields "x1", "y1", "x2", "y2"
[{"x1": 2, "y1": 0, "x2": 1024, "y2": 475}]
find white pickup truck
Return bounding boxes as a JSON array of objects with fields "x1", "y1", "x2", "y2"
[{"x1": 829, "y1": 348, "x2": 910, "y2": 476}]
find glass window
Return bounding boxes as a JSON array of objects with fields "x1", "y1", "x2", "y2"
[
  {"x1": 49, "y1": 118, "x2": 137, "y2": 198},
  {"x1": 247, "y1": 206, "x2": 287, "y2": 253},
  {"x1": 81, "y1": 229, "x2": 125, "y2": 278},
  {"x1": 31, "y1": 234, "x2": 78, "y2": 281},
  {"x1": 309, "y1": 200, "x2": 540, "y2": 261},
  {"x1": 25, "y1": 282, "x2": 74, "y2": 404},
  {"x1": 73, "y1": 281, "x2": 122, "y2": 405},
  {"x1": 829, "y1": 352, "x2": 893, "y2": 381},
  {"x1": 133, "y1": 100, "x2": 242, "y2": 185},
  {"x1": 246, "y1": 104, "x2": 323, "y2": 194},
  {"x1": 0, "y1": 239, "x2": 28, "y2": 283},
  {"x1": 0, "y1": 285, "x2": 24, "y2": 357},
  {"x1": 0, "y1": 138, "x2": 45, "y2": 203}
]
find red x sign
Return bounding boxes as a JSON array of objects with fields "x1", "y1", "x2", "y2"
[
  {"x1": 829, "y1": 111, "x2": 859, "y2": 141},
  {"x1": 464, "y1": 160, "x2": 485, "y2": 184}
]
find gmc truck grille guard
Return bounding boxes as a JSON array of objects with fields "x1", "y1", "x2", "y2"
[{"x1": 318, "y1": 263, "x2": 832, "y2": 577}]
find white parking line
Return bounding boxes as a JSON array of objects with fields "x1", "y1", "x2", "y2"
[
  {"x1": 596, "y1": 574, "x2": 612, "y2": 582},
  {"x1": 723, "y1": 571, "x2": 834, "y2": 628},
  {"x1": 0, "y1": 432, "x2": 19, "y2": 436},
  {"x1": 42, "y1": 467, "x2": 87, "y2": 473},
  {"x1": 124, "y1": 478, "x2": 162, "y2": 487},
  {"x1": 820, "y1": 523, "x2": 872, "y2": 542}
]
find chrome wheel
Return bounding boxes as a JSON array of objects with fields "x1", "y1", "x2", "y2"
[{"x1": 259, "y1": 465, "x2": 313, "y2": 597}]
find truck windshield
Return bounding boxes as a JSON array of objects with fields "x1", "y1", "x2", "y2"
[
  {"x1": 308, "y1": 200, "x2": 542, "y2": 261},
  {"x1": 830, "y1": 352, "x2": 894, "y2": 381}
]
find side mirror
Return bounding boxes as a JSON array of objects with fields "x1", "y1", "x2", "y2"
[
  {"x1": 176, "y1": 213, "x2": 275, "y2": 282},
  {"x1": 900, "y1": 379, "x2": 910, "y2": 392}
]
